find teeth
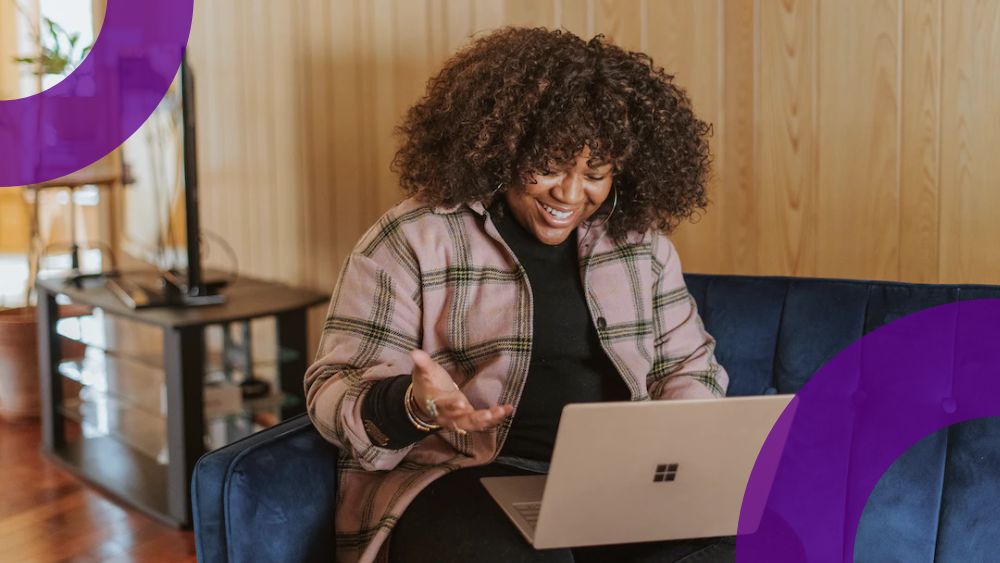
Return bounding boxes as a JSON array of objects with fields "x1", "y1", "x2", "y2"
[{"x1": 542, "y1": 204, "x2": 573, "y2": 219}]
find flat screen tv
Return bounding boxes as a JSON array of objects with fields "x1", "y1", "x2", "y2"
[{"x1": 108, "y1": 54, "x2": 227, "y2": 308}]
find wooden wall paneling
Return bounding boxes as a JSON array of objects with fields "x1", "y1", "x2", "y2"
[
  {"x1": 290, "y1": 0, "x2": 312, "y2": 286},
  {"x1": 720, "y1": 0, "x2": 758, "y2": 275},
  {"x1": 899, "y1": 0, "x2": 941, "y2": 283},
  {"x1": 230, "y1": 0, "x2": 255, "y2": 277},
  {"x1": 192, "y1": 0, "x2": 226, "y2": 275},
  {"x1": 186, "y1": 0, "x2": 1000, "y2": 322},
  {"x1": 646, "y1": 0, "x2": 697, "y2": 267},
  {"x1": 91, "y1": 0, "x2": 105, "y2": 36},
  {"x1": 646, "y1": 0, "x2": 724, "y2": 274},
  {"x1": 0, "y1": 187, "x2": 29, "y2": 253},
  {"x1": 303, "y1": 0, "x2": 333, "y2": 289},
  {"x1": 594, "y1": 0, "x2": 643, "y2": 51},
  {"x1": 393, "y1": 0, "x2": 434, "y2": 153},
  {"x1": 0, "y1": 0, "x2": 18, "y2": 99},
  {"x1": 681, "y1": 0, "x2": 722, "y2": 274},
  {"x1": 646, "y1": 1, "x2": 693, "y2": 82},
  {"x1": 300, "y1": 0, "x2": 333, "y2": 355},
  {"x1": 269, "y1": 0, "x2": 305, "y2": 285},
  {"x1": 816, "y1": 0, "x2": 900, "y2": 281},
  {"x1": 0, "y1": 0, "x2": 32, "y2": 253},
  {"x1": 756, "y1": 0, "x2": 817, "y2": 278},
  {"x1": 473, "y1": 0, "x2": 506, "y2": 36},
  {"x1": 428, "y1": 0, "x2": 448, "y2": 63},
  {"x1": 445, "y1": 0, "x2": 473, "y2": 53},
  {"x1": 357, "y1": 0, "x2": 376, "y2": 226},
  {"x1": 290, "y1": 0, "x2": 311, "y2": 286},
  {"x1": 208, "y1": 0, "x2": 239, "y2": 275},
  {"x1": 217, "y1": 0, "x2": 240, "y2": 275},
  {"x1": 559, "y1": 0, "x2": 591, "y2": 37},
  {"x1": 328, "y1": 0, "x2": 364, "y2": 287},
  {"x1": 244, "y1": 0, "x2": 275, "y2": 277},
  {"x1": 505, "y1": 0, "x2": 556, "y2": 29},
  {"x1": 370, "y1": 0, "x2": 402, "y2": 217},
  {"x1": 940, "y1": 0, "x2": 1000, "y2": 284}
]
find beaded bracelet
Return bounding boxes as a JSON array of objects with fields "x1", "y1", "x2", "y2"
[{"x1": 404, "y1": 383, "x2": 441, "y2": 431}]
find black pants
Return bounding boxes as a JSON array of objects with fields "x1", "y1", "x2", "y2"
[{"x1": 388, "y1": 463, "x2": 736, "y2": 563}]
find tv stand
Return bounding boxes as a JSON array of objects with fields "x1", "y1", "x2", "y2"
[
  {"x1": 105, "y1": 271, "x2": 227, "y2": 309},
  {"x1": 35, "y1": 272, "x2": 329, "y2": 527}
]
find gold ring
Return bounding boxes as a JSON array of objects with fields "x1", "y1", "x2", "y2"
[{"x1": 452, "y1": 422, "x2": 467, "y2": 435}]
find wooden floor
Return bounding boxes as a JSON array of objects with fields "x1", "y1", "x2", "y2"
[{"x1": 0, "y1": 420, "x2": 197, "y2": 563}]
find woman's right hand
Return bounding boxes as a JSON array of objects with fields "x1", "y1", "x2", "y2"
[{"x1": 409, "y1": 349, "x2": 514, "y2": 433}]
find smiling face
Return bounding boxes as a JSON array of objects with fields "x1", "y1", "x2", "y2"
[{"x1": 502, "y1": 146, "x2": 615, "y2": 246}]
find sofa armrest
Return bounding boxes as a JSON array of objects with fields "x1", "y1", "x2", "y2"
[{"x1": 192, "y1": 414, "x2": 339, "y2": 563}]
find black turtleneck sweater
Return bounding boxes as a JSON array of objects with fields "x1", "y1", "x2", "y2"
[
  {"x1": 490, "y1": 201, "x2": 630, "y2": 461},
  {"x1": 360, "y1": 201, "x2": 630, "y2": 462}
]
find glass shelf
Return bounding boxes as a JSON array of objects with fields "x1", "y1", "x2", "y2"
[
  {"x1": 60, "y1": 390, "x2": 167, "y2": 463},
  {"x1": 59, "y1": 346, "x2": 165, "y2": 416},
  {"x1": 59, "y1": 347, "x2": 300, "y2": 466},
  {"x1": 55, "y1": 309, "x2": 301, "y2": 375},
  {"x1": 55, "y1": 311, "x2": 166, "y2": 368},
  {"x1": 60, "y1": 347, "x2": 298, "y2": 418},
  {"x1": 60, "y1": 386, "x2": 299, "y2": 465}
]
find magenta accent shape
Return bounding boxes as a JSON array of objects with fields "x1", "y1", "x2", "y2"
[
  {"x1": 0, "y1": 0, "x2": 193, "y2": 186},
  {"x1": 737, "y1": 299, "x2": 1000, "y2": 562}
]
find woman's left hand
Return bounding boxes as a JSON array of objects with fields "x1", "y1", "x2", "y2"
[{"x1": 410, "y1": 349, "x2": 514, "y2": 433}]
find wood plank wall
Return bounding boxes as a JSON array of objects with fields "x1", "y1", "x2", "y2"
[
  {"x1": 0, "y1": 1, "x2": 28, "y2": 253},
  {"x1": 183, "y1": 0, "x2": 1000, "y2": 350}
]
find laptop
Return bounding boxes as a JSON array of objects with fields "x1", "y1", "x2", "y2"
[{"x1": 480, "y1": 394, "x2": 798, "y2": 549}]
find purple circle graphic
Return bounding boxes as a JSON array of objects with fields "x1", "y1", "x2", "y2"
[
  {"x1": 737, "y1": 299, "x2": 1000, "y2": 561},
  {"x1": 0, "y1": 0, "x2": 193, "y2": 187}
]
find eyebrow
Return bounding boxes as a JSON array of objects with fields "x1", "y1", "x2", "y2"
[{"x1": 546, "y1": 157, "x2": 612, "y2": 170}]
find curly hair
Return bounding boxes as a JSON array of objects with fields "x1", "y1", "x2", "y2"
[{"x1": 392, "y1": 26, "x2": 713, "y2": 241}]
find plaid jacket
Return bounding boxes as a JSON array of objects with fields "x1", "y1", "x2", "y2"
[{"x1": 304, "y1": 196, "x2": 728, "y2": 563}]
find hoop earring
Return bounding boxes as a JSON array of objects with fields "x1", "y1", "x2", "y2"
[
  {"x1": 593, "y1": 186, "x2": 617, "y2": 228},
  {"x1": 492, "y1": 183, "x2": 504, "y2": 196}
]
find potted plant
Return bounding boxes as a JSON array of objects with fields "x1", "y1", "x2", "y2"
[{"x1": 0, "y1": 7, "x2": 95, "y2": 423}]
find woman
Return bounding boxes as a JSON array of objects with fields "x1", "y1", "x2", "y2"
[{"x1": 304, "y1": 27, "x2": 731, "y2": 563}]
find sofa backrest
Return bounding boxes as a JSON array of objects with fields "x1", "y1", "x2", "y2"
[
  {"x1": 682, "y1": 274, "x2": 1000, "y2": 563},
  {"x1": 683, "y1": 274, "x2": 1000, "y2": 396}
]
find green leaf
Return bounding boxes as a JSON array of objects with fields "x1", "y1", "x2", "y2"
[
  {"x1": 46, "y1": 18, "x2": 59, "y2": 47},
  {"x1": 81, "y1": 45, "x2": 93, "y2": 60},
  {"x1": 69, "y1": 33, "x2": 79, "y2": 48},
  {"x1": 49, "y1": 57, "x2": 68, "y2": 75},
  {"x1": 36, "y1": 51, "x2": 69, "y2": 75}
]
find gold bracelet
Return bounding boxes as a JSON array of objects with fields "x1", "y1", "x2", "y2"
[{"x1": 404, "y1": 383, "x2": 441, "y2": 431}]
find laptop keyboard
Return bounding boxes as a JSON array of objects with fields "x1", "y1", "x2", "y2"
[{"x1": 512, "y1": 502, "x2": 542, "y2": 528}]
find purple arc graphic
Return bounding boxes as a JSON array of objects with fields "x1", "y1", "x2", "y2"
[
  {"x1": 737, "y1": 299, "x2": 1000, "y2": 562},
  {"x1": 0, "y1": 0, "x2": 193, "y2": 187}
]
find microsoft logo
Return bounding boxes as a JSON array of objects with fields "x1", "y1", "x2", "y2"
[{"x1": 654, "y1": 464, "x2": 679, "y2": 482}]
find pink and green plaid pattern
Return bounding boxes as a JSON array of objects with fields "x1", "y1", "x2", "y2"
[{"x1": 303, "y1": 196, "x2": 728, "y2": 563}]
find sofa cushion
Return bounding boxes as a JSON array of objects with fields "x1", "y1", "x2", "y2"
[
  {"x1": 689, "y1": 276, "x2": 787, "y2": 396},
  {"x1": 933, "y1": 416, "x2": 1000, "y2": 562},
  {"x1": 854, "y1": 427, "x2": 948, "y2": 563},
  {"x1": 193, "y1": 415, "x2": 340, "y2": 563},
  {"x1": 224, "y1": 421, "x2": 339, "y2": 563}
]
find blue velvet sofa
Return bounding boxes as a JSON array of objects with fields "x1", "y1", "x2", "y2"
[{"x1": 192, "y1": 274, "x2": 1000, "y2": 563}]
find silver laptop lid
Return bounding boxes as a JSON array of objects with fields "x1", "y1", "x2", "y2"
[{"x1": 532, "y1": 395, "x2": 798, "y2": 549}]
